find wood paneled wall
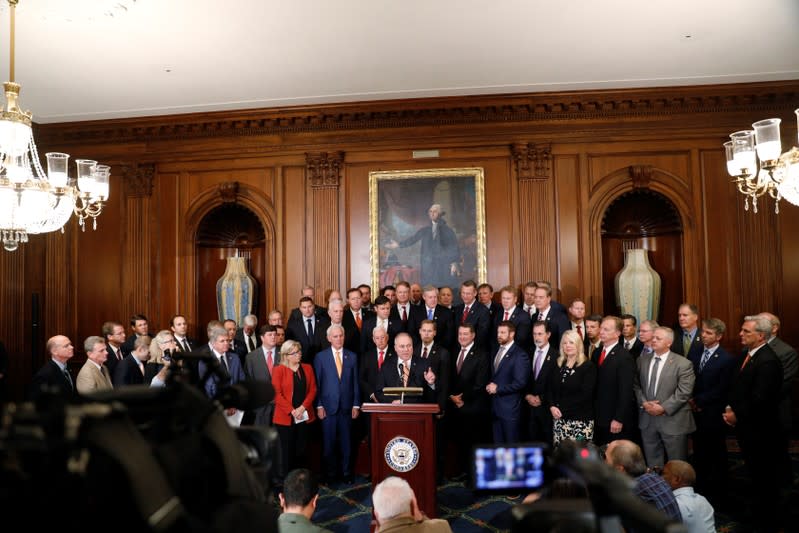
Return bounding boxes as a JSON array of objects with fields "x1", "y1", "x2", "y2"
[{"x1": 1, "y1": 81, "x2": 797, "y2": 400}]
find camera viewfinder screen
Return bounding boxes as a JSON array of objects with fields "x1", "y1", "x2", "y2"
[{"x1": 473, "y1": 445, "x2": 545, "y2": 490}]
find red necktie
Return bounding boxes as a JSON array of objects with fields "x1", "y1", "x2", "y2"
[
  {"x1": 266, "y1": 350, "x2": 273, "y2": 374},
  {"x1": 422, "y1": 346, "x2": 428, "y2": 359},
  {"x1": 576, "y1": 325, "x2": 583, "y2": 339},
  {"x1": 456, "y1": 348, "x2": 466, "y2": 373},
  {"x1": 741, "y1": 353, "x2": 752, "y2": 370},
  {"x1": 462, "y1": 305, "x2": 470, "y2": 324},
  {"x1": 401, "y1": 306, "x2": 407, "y2": 322},
  {"x1": 378, "y1": 350, "x2": 384, "y2": 369},
  {"x1": 598, "y1": 348, "x2": 607, "y2": 366},
  {"x1": 503, "y1": 310, "x2": 509, "y2": 321}
]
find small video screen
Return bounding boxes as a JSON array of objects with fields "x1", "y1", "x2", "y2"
[{"x1": 473, "y1": 444, "x2": 546, "y2": 491}]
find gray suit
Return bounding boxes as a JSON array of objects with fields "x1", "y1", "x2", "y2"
[
  {"x1": 244, "y1": 345, "x2": 277, "y2": 426},
  {"x1": 769, "y1": 336, "x2": 798, "y2": 431},
  {"x1": 633, "y1": 350, "x2": 696, "y2": 467}
]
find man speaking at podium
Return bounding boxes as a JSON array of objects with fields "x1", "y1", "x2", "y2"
[{"x1": 376, "y1": 333, "x2": 438, "y2": 404}]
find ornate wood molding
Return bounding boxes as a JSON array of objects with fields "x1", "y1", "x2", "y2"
[
  {"x1": 121, "y1": 163, "x2": 156, "y2": 198},
  {"x1": 629, "y1": 165, "x2": 654, "y2": 189},
  {"x1": 512, "y1": 142, "x2": 552, "y2": 181},
  {"x1": 306, "y1": 151, "x2": 344, "y2": 188},
  {"x1": 35, "y1": 81, "x2": 799, "y2": 145},
  {"x1": 218, "y1": 181, "x2": 240, "y2": 203}
]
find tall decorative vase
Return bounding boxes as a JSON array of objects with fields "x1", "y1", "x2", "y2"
[
  {"x1": 614, "y1": 248, "x2": 661, "y2": 323},
  {"x1": 216, "y1": 256, "x2": 257, "y2": 326}
]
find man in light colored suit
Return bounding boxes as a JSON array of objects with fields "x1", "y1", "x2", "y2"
[
  {"x1": 634, "y1": 326, "x2": 696, "y2": 468},
  {"x1": 76, "y1": 336, "x2": 114, "y2": 395},
  {"x1": 314, "y1": 324, "x2": 361, "y2": 483},
  {"x1": 244, "y1": 324, "x2": 279, "y2": 426}
]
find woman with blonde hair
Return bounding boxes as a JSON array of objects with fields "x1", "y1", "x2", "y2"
[
  {"x1": 146, "y1": 329, "x2": 177, "y2": 386},
  {"x1": 272, "y1": 339, "x2": 317, "y2": 488},
  {"x1": 546, "y1": 329, "x2": 597, "y2": 445}
]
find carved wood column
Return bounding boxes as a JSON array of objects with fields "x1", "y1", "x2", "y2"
[
  {"x1": 44, "y1": 227, "x2": 76, "y2": 338},
  {"x1": 306, "y1": 152, "x2": 343, "y2": 293},
  {"x1": 737, "y1": 204, "x2": 782, "y2": 315},
  {"x1": 121, "y1": 163, "x2": 155, "y2": 317},
  {"x1": 512, "y1": 142, "x2": 555, "y2": 283},
  {"x1": 0, "y1": 246, "x2": 25, "y2": 349}
]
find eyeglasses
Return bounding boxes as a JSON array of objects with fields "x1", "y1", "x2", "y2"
[
  {"x1": 160, "y1": 339, "x2": 176, "y2": 345},
  {"x1": 288, "y1": 350, "x2": 301, "y2": 356}
]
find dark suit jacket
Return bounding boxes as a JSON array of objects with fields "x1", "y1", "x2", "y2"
[
  {"x1": 592, "y1": 343, "x2": 636, "y2": 431},
  {"x1": 288, "y1": 306, "x2": 327, "y2": 324},
  {"x1": 313, "y1": 346, "x2": 361, "y2": 415},
  {"x1": 449, "y1": 345, "x2": 490, "y2": 416},
  {"x1": 244, "y1": 345, "x2": 277, "y2": 426},
  {"x1": 623, "y1": 338, "x2": 645, "y2": 359},
  {"x1": 492, "y1": 307, "x2": 532, "y2": 353},
  {"x1": 286, "y1": 314, "x2": 327, "y2": 365},
  {"x1": 769, "y1": 336, "x2": 799, "y2": 430},
  {"x1": 113, "y1": 355, "x2": 147, "y2": 387},
  {"x1": 28, "y1": 359, "x2": 77, "y2": 400},
  {"x1": 414, "y1": 342, "x2": 450, "y2": 411},
  {"x1": 341, "y1": 308, "x2": 374, "y2": 355},
  {"x1": 104, "y1": 343, "x2": 126, "y2": 380},
  {"x1": 408, "y1": 305, "x2": 453, "y2": 349},
  {"x1": 376, "y1": 355, "x2": 432, "y2": 403},
  {"x1": 389, "y1": 304, "x2": 413, "y2": 333},
  {"x1": 360, "y1": 315, "x2": 404, "y2": 355},
  {"x1": 728, "y1": 343, "x2": 783, "y2": 437},
  {"x1": 526, "y1": 345, "x2": 558, "y2": 399},
  {"x1": 670, "y1": 328, "x2": 703, "y2": 360},
  {"x1": 490, "y1": 342, "x2": 530, "y2": 421},
  {"x1": 198, "y1": 350, "x2": 246, "y2": 399},
  {"x1": 235, "y1": 327, "x2": 262, "y2": 353},
  {"x1": 452, "y1": 302, "x2": 491, "y2": 352},
  {"x1": 690, "y1": 345, "x2": 736, "y2": 430},
  {"x1": 120, "y1": 333, "x2": 154, "y2": 356},
  {"x1": 534, "y1": 307, "x2": 570, "y2": 348},
  {"x1": 360, "y1": 346, "x2": 396, "y2": 403}
]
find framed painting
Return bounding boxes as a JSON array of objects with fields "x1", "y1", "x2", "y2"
[{"x1": 369, "y1": 167, "x2": 486, "y2": 293}]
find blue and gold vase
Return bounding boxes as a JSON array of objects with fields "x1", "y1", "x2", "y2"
[
  {"x1": 614, "y1": 248, "x2": 661, "y2": 323},
  {"x1": 216, "y1": 256, "x2": 257, "y2": 325}
]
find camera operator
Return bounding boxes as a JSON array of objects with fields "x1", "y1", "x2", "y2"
[
  {"x1": 604, "y1": 440, "x2": 681, "y2": 523},
  {"x1": 277, "y1": 468, "x2": 331, "y2": 533},
  {"x1": 372, "y1": 476, "x2": 452, "y2": 533}
]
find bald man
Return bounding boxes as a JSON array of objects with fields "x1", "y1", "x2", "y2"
[{"x1": 28, "y1": 335, "x2": 77, "y2": 400}]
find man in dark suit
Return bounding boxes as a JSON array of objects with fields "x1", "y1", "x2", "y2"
[
  {"x1": 102, "y1": 320, "x2": 127, "y2": 378},
  {"x1": 415, "y1": 319, "x2": 450, "y2": 412},
  {"x1": 235, "y1": 314, "x2": 261, "y2": 354},
  {"x1": 384, "y1": 203, "x2": 461, "y2": 289},
  {"x1": 360, "y1": 326, "x2": 395, "y2": 404},
  {"x1": 120, "y1": 313, "x2": 154, "y2": 355},
  {"x1": 448, "y1": 324, "x2": 490, "y2": 480},
  {"x1": 288, "y1": 286, "x2": 326, "y2": 323},
  {"x1": 376, "y1": 333, "x2": 434, "y2": 403},
  {"x1": 244, "y1": 325, "x2": 279, "y2": 427},
  {"x1": 488, "y1": 321, "x2": 530, "y2": 444},
  {"x1": 723, "y1": 315, "x2": 785, "y2": 533},
  {"x1": 360, "y1": 295, "x2": 403, "y2": 354},
  {"x1": 113, "y1": 335, "x2": 151, "y2": 387},
  {"x1": 389, "y1": 281, "x2": 414, "y2": 333},
  {"x1": 314, "y1": 324, "x2": 361, "y2": 483},
  {"x1": 223, "y1": 319, "x2": 249, "y2": 363},
  {"x1": 688, "y1": 318, "x2": 736, "y2": 506},
  {"x1": 593, "y1": 315, "x2": 637, "y2": 446},
  {"x1": 621, "y1": 314, "x2": 644, "y2": 359},
  {"x1": 492, "y1": 285, "x2": 532, "y2": 353},
  {"x1": 532, "y1": 284, "x2": 570, "y2": 348},
  {"x1": 408, "y1": 285, "x2": 453, "y2": 349},
  {"x1": 567, "y1": 298, "x2": 588, "y2": 347},
  {"x1": 633, "y1": 326, "x2": 696, "y2": 467},
  {"x1": 169, "y1": 314, "x2": 198, "y2": 355},
  {"x1": 286, "y1": 296, "x2": 327, "y2": 365},
  {"x1": 524, "y1": 320, "x2": 557, "y2": 445},
  {"x1": 477, "y1": 283, "x2": 502, "y2": 323},
  {"x1": 452, "y1": 280, "x2": 491, "y2": 353},
  {"x1": 760, "y1": 312, "x2": 799, "y2": 488},
  {"x1": 670, "y1": 303, "x2": 703, "y2": 360},
  {"x1": 198, "y1": 327, "x2": 246, "y2": 424},
  {"x1": 28, "y1": 335, "x2": 77, "y2": 400},
  {"x1": 342, "y1": 287, "x2": 373, "y2": 357}
]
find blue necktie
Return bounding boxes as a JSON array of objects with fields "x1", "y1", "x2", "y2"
[
  {"x1": 699, "y1": 349, "x2": 711, "y2": 371},
  {"x1": 427, "y1": 308, "x2": 433, "y2": 320}
]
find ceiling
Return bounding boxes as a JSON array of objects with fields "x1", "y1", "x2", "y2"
[{"x1": 0, "y1": 0, "x2": 797, "y2": 124}]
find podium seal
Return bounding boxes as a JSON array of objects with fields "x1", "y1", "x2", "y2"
[{"x1": 384, "y1": 436, "x2": 420, "y2": 472}]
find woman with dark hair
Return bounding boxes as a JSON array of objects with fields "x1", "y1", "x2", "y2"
[
  {"x1": 272, "y1": 339, "x2": 317, "y2": 486},
  {"x1": 547, "y1": 329, "x2": 597, "y2": 445}
]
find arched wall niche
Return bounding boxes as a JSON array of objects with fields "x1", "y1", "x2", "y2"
[
  {"x1": 183, "y1": 182, "x2": 277, "y2": 336},
  {"x1": 586, "y1": 165, "x2": 700, "y2": 321}
]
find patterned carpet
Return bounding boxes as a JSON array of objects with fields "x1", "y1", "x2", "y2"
[{"x1": 306, "y1": 439, "x2": 799, "y2": 532}]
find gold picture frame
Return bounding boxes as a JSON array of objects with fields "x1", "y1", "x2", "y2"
[{"x1": 369, "y1": 167, "x2": 487, "y2": 293}]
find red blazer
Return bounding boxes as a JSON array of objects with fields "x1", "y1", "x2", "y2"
[{"x1": 272, "y1": 363, "x2": 317, "y2": 426}]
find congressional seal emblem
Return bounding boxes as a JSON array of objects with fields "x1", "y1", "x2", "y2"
[{"x1": 384, "y1": 436, "x2": 420, "y2": 472}]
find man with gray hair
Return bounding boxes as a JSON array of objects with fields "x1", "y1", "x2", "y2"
[
  {"x1": 372, "y1": 476, "x2": 452, "y2": 532},
  {"x1": 723, "y1": 315, "x2": 784, "y2": 532},
  {"x1": 76, "y1": 336, "x2": 113, "y2": 395},
  {"x1": 633, "y1": 326, "x2": 696, "y2": 467},
  {"x1": 236, "y1": 314, "x2": 260, "y2": 353}
]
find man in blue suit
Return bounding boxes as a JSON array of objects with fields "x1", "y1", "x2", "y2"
[
  {"x1": 486, "y1": 321, "x2": 530, "y2": 443},
  {"x1": 198, "y1": 326, "x2": 246, "y2": 420},
  {"x1": 314, "y1": 324, "x2": 361, "y2": 483},
  {"x1": 688, "y1": 318, "x2": 736, "y2": 507}
]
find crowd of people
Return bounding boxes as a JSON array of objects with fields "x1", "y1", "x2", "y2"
[{"x1": 26, "y1": 279, "x2": 797, "y2": 532}]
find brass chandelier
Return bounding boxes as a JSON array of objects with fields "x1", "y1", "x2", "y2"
[{"x1": 0, "y1": 0, "x2": 110, "y2": 251}]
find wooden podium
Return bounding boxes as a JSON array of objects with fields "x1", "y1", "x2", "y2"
[{"x1": 362, "y1": 403, "x2": 439, "y2": 517}]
